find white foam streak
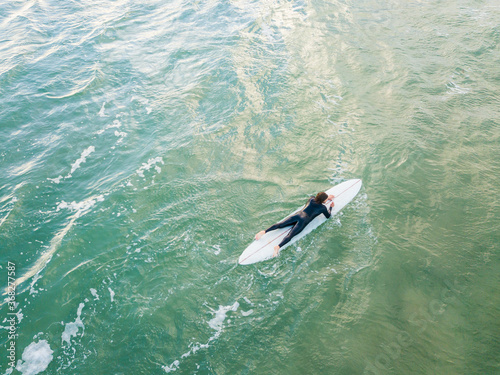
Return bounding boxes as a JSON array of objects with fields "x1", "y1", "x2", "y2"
[
  {"x1": 137, "y1": 157, "x2": 164, "y2": 178},
  {"x1": 114, "y1": 130, "x2": 127, "y2": 143},
  {"x1": 56, "y1": 194, "x2": 104, "y2": 213},
  {"x1": 61, "y1": 303, "x2": 85, "y2": 346},
  {"x1": 90, "y1": 288, "x2": 99, "y2": 300},
  {"x1": 98, "y1": 102, "x2": 106, "y2": 117},
  {"x1": 162, "y1": 360, "x2": 180, "y2": 373},
  {"x1": 96, "y1": 119, "x2": 122, "y2": 135},
  {"x1": 208, "y1": 302, "x2": 239, "y2": 335},
  {"x1": 48, "y1": 146, "x2": 96, "y2": 183},
  {"x1": 66, "y1": 146, "x2": 95, "y2": 178},
  {"x1": 46, "y1": 176, "x2": 63, "y2": 184},
  {"x1": 162, "y1": 302, "x2": 239, "y2": 373}
]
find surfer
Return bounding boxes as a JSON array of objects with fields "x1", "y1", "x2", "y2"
[{"x1": 255, "y1": 192, "x2": 335, "y2": 257}]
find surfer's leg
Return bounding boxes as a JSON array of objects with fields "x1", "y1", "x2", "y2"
[
  {"x1": 255, "y1": 230, "x2": 266, "y2": 240},
  {"x1": 264, "y1": 215, "x2": 301, "y2": 233},
  {"x1": 276, "y1": 219, "x2": 308, "y2": 249},
  {"x1": 273, "y1": 245, "x2": 280, "y2": 257},
  {"x1": 256, "y1": 216, "x2": 299, "y2": 240},
  {"x1": 255, "y1": 215, "x2": 299, "y2": 241},
  {"x1": 255, "y1": 215, "x2": 300, "y2": 241}
]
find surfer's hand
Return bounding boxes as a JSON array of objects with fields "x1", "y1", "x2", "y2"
[
  {"x1": 330, "y1": 201, "x2": 335, "y2": 208},
  {"x1": 328, "y1": 194, "x2": 335, "y2": 200}
]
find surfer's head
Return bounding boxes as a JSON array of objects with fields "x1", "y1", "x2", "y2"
[{"x1": 314, "y1": 192, "x2": 328, "y2": 204}]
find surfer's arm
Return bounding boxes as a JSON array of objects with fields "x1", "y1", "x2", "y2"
[{"x1": 323, "y1": 205, "x2": 332, "y2": 219}]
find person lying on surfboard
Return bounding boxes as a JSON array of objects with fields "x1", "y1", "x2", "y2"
[{"x1": 255, "y1": 192, "x2": 335, "y2": 257}]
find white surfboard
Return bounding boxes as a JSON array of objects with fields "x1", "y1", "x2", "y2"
[{"x1": 238, "y1": 179, "x2": 362, "y2": 265}]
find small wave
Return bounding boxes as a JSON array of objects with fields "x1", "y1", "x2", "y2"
[
  {"x1": 0, "y1": 0, "x2": 36, "y2": 30},
  {"x1": 44, "y1": 65, "x2": 102, "y2": 99},
  {"x1": 446, "y1": 80, "x2": 471, "y2": 95},
  {"x1": 0, "y1": 190, "x2": 19, "y2": 228},
  {"x1": 29, "y1": 42, "x2": 62, "y2": 65},
  {"x1": 6, "y1": 194, "x2": 104, "y2": 295},
  {"x1": 9, "y1": 215, "x2": 77, "y2": 295},
  {"x1": 9, "y1": 151, "x2": 48, "y2": 178}
]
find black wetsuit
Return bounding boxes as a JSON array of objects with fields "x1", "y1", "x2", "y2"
[{"x1": 265, "y1": 197, "x2": 332, "y2": 248}]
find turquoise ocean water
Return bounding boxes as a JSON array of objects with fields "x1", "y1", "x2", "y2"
[{"x1": 1, "y1": 0, "x2": 499, "y2": 374}]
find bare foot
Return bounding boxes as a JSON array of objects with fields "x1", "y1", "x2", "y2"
[
  {"x1": 273, "y1": 245, "x2": 280, "y2": 257},
  {"x1": 255, "y1": 230, "x2": 266, "y2": 240}
]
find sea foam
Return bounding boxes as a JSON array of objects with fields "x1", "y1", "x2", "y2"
[
  {"x1": 66, "y1": 146, "x2": 95, "y2": 178},
  {"x1": 161, "y1": 301, "x2": 239, "y2": 373},
  {"x1": 15, "y1": 340, "x2": 53, "y2": 375},
  {"x1": 61, "y1": 303, "x2": 85, "y2": 346}
]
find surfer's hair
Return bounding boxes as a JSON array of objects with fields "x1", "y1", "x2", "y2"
[{"x1": 314, "y1": 192, "x2": 328, "y2": 204}]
